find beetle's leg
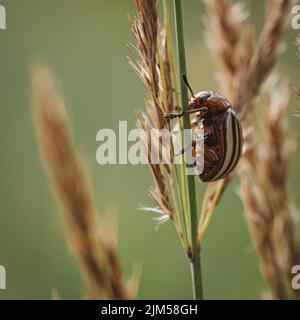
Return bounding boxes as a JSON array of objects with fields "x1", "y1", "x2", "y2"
[
  {"x1": 184, "y1": 107, "x2": 208, "y2": 116},
  {"x1": 190, "y1": 121, "x2": 197, "y2": 128},
  {"x1": 175, "y1": 140, "x2": 196, "y2": 156},
  {"x1": 197, "y1": 147, "x2": 221, "y2": 179},
  {"x1": 204, "y1": 133, "x2": 218, "y2": 146},
  {"x1": 164, "y1": 107, "x2": 208, "y2": 120},
  {"x1": 204, "y1": 149, "x2": 219, "y2": 165},
  {"x1": 179, "y1": 136, "x2": 218, "y2": 158},
  {"x1": 164, "y1": 112, "x2": 185, "y2": 120},
  {"x1": 195, "y1": 147, "x2": 218, "y2": 164}
]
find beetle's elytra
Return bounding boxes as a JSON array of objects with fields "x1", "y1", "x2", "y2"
[{"x1": 165, "y1": 76, "x2": 243, "y2": 182}]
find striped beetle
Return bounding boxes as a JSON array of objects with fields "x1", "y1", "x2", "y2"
[{"x1": 165, "y1": 76, "x2": 243, "y2": 182}]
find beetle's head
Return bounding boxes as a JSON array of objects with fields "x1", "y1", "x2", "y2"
[
  {"x1": 189, "y1": 91, "x2": 212, "y2": 111},
  {"x1": 182, "y1": 75, "x2": 211, "y2": 115}
]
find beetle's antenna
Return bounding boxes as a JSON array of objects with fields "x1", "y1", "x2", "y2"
[{"x1": 182, "y1": 75, "x2": 195, "y2": 98}]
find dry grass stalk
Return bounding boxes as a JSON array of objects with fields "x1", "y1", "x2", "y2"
[
  {"x1": 128, "y1": 0, "x2": 165, "y2": 129},
  {"x1": 32, "y1": 66, "x2": 135, "y2": 300},
  {"x1": 137, "y1": 111, "x2": 174, "y2": 220},
  {"x1": 202, "y1": 0, "x2": 292, "y2": 229},
  {"x1": 294, "y1": 35, "x2": 300, "y2": 99},
  {"x1": 295, "y1": 34, "x2": 300, "y2": 56},
  {"x1": 159, "y1": 28, "x2": 174, "y2": 115},
  {"x1": 129, "y1": 0, "x2": 184, "y2": 235},
  {"x1": 130, "y1": 0, "x2": 205, "y2": 298},
  {"x1": 203, "y1": 0, "x2": 247, "y2": 95},
  {"x1": 254, "y1": 0, "x2": 291, "y2": 93},
  {"x1": 204, "y1": 0, "x2": 300, "y2": 299},
  {"x1": 241, "y1": 81, "x2": 300, "y2": 299}
]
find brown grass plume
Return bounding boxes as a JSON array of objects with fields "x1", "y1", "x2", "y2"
[{"x1": 31, "y1": 66, "x2": 136, "y2": 300}]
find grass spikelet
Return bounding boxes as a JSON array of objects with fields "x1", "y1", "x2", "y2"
[
  {"x1": 254, "y1": 0, "x2": 292, "y2": 92},
  {"x1": 31, "y1": 66, "x2": 134, "y2": 300},
  {"x1": 129, "y1": 0, "x2": 183, "y2": 238},
  {"x1": 201, "y1": 0, "x2": 292, "y2": 236},
  {"x1": 129, "y1": 0, "x2": 297, "y2": 300},
  {"x1": 128, "y1": 0, "x2": 165, "y2": 129},
  {"x1": 203, "y1": 0, "x2": 247, "y2": 91},
  {"x1": 130, "y1": 0, "x2": 203, "y2": 299},
  {"x1": 241, "y1": 80, "x2": 300, "y2": 299}
]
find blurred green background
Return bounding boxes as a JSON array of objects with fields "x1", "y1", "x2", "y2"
[{"x1": 0, "y1": 0, "x2": 299, "y2": 300}]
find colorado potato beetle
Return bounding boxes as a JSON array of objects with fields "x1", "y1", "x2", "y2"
[{"x1": 165, "y1": 76, "x2": 243, "y2": 182}]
